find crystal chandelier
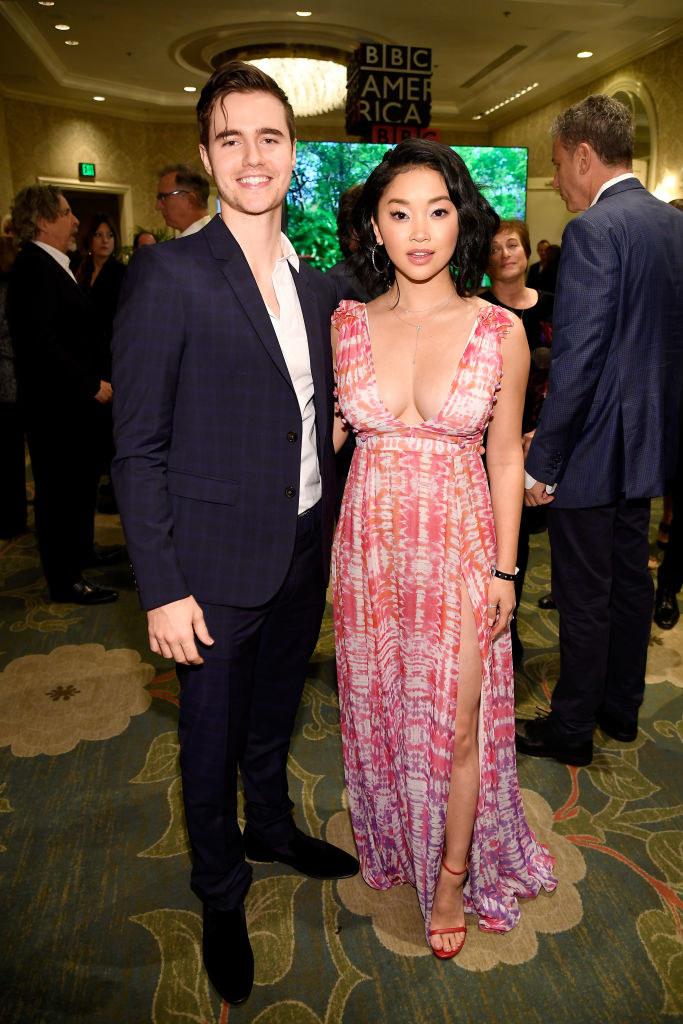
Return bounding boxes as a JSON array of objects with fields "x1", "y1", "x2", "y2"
[
  {"x1": 210, "y1": 44, "x2": 349, "y2": 120},
  {"x1": 246, "y1": 57, "x2": 347, "y2": 118}
]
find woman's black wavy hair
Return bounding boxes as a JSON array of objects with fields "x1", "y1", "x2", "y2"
[{"x1": 350, "y1": 138, "x2": 500, "y2": 298}]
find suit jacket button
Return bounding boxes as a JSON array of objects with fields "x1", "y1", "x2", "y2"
[
  {"x1": 287, "y1": 431, "x2": 298, "y2": 442},
  {"x1": 285, "y1": 485, "x2": 296, "y2": 498}
]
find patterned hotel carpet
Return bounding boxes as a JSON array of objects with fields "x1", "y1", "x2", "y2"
[{"x1": 0, "y1": 504, "x2": 681, "y2": 1024}]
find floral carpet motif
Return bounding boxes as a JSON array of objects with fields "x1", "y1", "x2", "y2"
[
  {"x1": 0, "y1": 507, "x2": 681, "y2": 1023},
  {"x1": 0, "y1": 643, "x2": 153, "y2": 756}
]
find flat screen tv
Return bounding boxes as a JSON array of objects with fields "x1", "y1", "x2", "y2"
[{"x1": 286, "y1": 142, "x2": 528, "y2": 270}]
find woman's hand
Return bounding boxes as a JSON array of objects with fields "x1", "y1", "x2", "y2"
[{"x1": 487, "y1": 578, "x2": 516, "y2": 640}]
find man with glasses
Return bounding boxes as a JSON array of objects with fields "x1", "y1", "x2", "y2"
[{"x1": 155, "y1": 163, "x2": 211, "y2": 237}]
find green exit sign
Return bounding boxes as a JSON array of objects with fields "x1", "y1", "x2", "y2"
[{"x1": 78, "y1": 162, "x2": 96, "y2": 179}]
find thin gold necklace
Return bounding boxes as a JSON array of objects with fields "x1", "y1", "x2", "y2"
[{"x1": 391, "y1": 292, "x2": 455, "y2": 364}]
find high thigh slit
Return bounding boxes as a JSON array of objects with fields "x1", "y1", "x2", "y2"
[
  {"x1": 331, "y1": 300, "x2": 556, "y2": 939},
  {"x1": 429, "y1": 582, "x2": 480, "y2": 951}
]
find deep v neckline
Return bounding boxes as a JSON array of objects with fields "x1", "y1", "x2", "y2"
[{"x1": 362, "y1": 304, "x2": 485, "y2": 429}]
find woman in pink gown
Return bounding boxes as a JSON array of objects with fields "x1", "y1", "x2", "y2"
[{"x1": 331, "y1": 139, "x2": 556, "y2": 959}]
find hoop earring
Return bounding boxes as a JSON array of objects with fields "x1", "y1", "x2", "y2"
[{"x1": 370, "y1": 242, "x2": 389, "y2": 274}]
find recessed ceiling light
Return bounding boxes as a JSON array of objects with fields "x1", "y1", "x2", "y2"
[
  {"x1": 577, "y1": 51, "x2": 593, "y2": 59},
  {"x1": 296, "y1": 10, "x2": 312, "y2": 16},
  {"x1": 65, "y1": 40, "x2": 79, "y2": 46},
  {"x1": 38, "y1": 1, "x2": 55, "y2": 6},
  {"x1": 472, "y1": 114, "x2": 482, "y2": 120},
  {"x1": 54, "y1": 23, "x2": 70, "y2": 30},
  {"x1": 93, "y1": 95, "x2": 105, "y2": 102},
  {"x1": 183, "y1": 86, "x2": 197, "y2": 92}
]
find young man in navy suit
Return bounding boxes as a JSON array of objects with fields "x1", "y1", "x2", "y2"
[
  {"x1": 111, "y1": 63, "x2": 357, "y2": 1006},
  {"x1": 518, "y1": 94, "x2": 683, "y2": 766}
]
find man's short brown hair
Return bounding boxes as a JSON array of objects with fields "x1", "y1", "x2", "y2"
[
  {"x1": 551, "y1": 94, "x2": 634, "y2": 167},
  {"x1": 196, "y1": 61, "x2": 296, "y2": 149}
]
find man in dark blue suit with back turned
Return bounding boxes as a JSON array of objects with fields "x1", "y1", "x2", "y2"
[
  {"x1": 111, "y1": 62, "x2": 357, "y2": 1007},
  {"x1": 517, "y1": 94, "x2": 683, "y2": 767}
]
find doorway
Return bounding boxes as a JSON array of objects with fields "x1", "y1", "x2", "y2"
[{"x1": 37, "y1": 175, "x2": 133, "y2": 247}]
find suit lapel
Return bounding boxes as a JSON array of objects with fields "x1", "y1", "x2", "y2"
[
  {"x1": 31, "y1": 243, "x2": 89, "y2": 302},
  {"x1": 204, "y1": 217, "x2": 291, "y2": 384},
  {"x1": 204, "y1": 218, "x2": 330, "y2": 444}
]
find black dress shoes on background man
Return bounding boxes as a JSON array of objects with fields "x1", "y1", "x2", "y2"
[
  {"x1": 202, "y1": 903, "x2": 254, "y2": 1006},
  {"x1": 653, "y1": 586, "x2": 680, "y2": 629},
  {"x1": 596, "y1": 710, "x2": 638, "y2": 743},
  {"x1": 243, "y1": 826, "x2": 359, "y2": 879},
  {"x1": 515, "y1": 714, "x2": 593, "y2": 766},
  {"x1": 50, "y1": 577, "x2": 119, "y2": 605}
]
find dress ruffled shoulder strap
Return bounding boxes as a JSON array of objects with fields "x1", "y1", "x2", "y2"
[
  {"x1": 478, "y1": 302, "x2": 513, "y2": 337},
  {"x1": 332, "y1": 299, "x2": 366, "y2": 333}
]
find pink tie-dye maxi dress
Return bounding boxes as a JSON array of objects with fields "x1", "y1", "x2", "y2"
[{"x1": 332, "y1": 300, "x2": 557, "y2": 939}]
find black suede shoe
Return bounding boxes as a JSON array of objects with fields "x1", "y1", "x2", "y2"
[
  {"x1": 515, "y1": 714, "x2": 592, "y2": 766},
  {"x1": 50, "y1": 578, "x2": 119, "y2": 605},
  {"x1": 596, "y1": 711, "x2": 638, "y2": 743},
  {"x1": 654, "y1": 587, "x2": 680, "y2": 629},
  {"x1": 243, "y1": 826, "x2": 359, "y2": 879},
  {"x1": 202, "y1": 903, "x2": 254, "y2": 1006},
  {"x1": 537, "y1": 593, "x2": 557, "y2": 610}
]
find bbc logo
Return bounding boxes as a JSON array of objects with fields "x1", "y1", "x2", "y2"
[{"x1": 358, "y1": 45, "x2": 431, "y2": 74}]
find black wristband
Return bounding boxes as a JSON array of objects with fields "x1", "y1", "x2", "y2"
[{"x1": 491, "y1": 566, "x2": 519, "y2": 581}]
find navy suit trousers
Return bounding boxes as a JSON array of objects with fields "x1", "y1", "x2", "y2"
[
  {"x1": 548, "y1": 498, "x2": 653, "y2": 738},
  {"x1": 176, "y1": 501, "x2": 326, "y2": 910}
]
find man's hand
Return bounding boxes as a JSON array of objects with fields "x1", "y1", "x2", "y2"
[
  {"x1": 147, "y1": 595, "x2": 214, "y2": 665},
  {"x1": 524, "y1": 480, "x2": 554, "y2": 507},
  {"x1": 521, "y1": 430, "x2": 535, "y2": 461},
  {"x1": 95, "y1": 380, "x2": 113, "y2": 404}
]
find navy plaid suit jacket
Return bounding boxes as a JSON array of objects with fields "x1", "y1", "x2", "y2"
[
  {"x1": 525, "y1": 179, "x2": 683, "y2": 508},
  {"x1": 111, "y1": 215, "x2": 344, "y2": 610}
]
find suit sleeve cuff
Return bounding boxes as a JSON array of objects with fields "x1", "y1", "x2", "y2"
[{"x1": 524, "y1": 470, "x2": 557, "y2": 494}]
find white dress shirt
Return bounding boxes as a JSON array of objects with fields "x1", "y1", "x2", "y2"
[
  {"x1": 590, "y1": 173, "x2": 637, "y2": 207},
  {"x1": 267, "y1": 234, "x2": 321, "y2": 514},
  {"x1": 33, "y1": 240, "x2": 77, "y2": 282},
  {"x1": 178, "y1": 214, "x2": 212, "y2": 238}
]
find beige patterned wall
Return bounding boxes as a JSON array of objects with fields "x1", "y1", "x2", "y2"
[
  {"x1": 1, "y1": 36, "x2": 680, "y2": 232},
  {"x1": 0, "y1": 94, "x2": 492, "y2": 238},
  {"x1": 0, "y1": 97, "x2": 206, "y2": 241},
  {"x1": 0, "y1": 99, "x2": 14, "y2": 222},
  {"x1": 491, "y1": 38, "x2": 683, "y2": 198}
]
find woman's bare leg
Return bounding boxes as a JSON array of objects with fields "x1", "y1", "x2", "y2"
[{"x1": 429, "y1": 583, "x2": 482, "y2": 954}]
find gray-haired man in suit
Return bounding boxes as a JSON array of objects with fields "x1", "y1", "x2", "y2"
[{"x1": 517, "y1": 94, "x2": 683, "y2": 767}]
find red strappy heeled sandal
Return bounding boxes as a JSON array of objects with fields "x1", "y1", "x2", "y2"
[{"x1": 429, "y1": 859, "x2": 468, "y2": 960}]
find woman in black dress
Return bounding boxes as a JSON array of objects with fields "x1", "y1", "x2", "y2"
[
  {"x1": 77, "y1": 214, "x2": 126, "y2": 510},
  {"x1": 481, "y1": 219, "x2": 554, "y2": 665}
]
